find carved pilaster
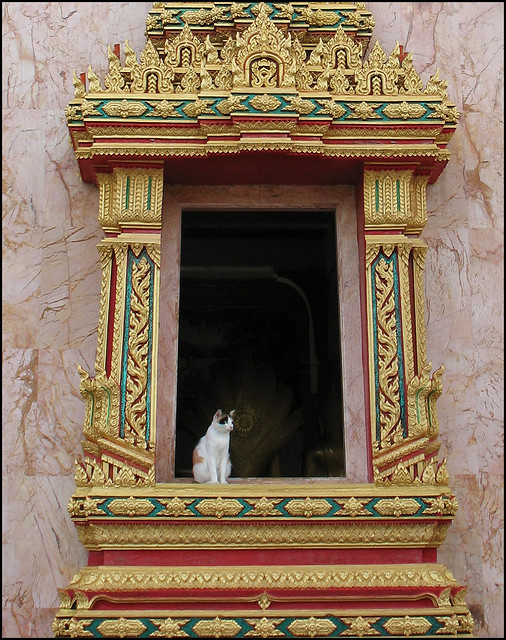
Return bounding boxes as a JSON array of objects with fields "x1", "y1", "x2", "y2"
[
  {"x1": 362, "y1": 169, "x2": 446, "y2": 486},
  {"x1": 76, "y1": 167, "x2": 163, "y2": 488}
]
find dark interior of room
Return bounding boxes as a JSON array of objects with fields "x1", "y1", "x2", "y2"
[{"x1": 174, "y1": 209, "x2": 345, "y2": 478}]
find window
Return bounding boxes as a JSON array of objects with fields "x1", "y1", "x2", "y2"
[{"x1": 174, "y1": 210, "x2": 345, "y2": 479}]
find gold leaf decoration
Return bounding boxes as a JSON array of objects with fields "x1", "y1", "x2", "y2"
[
  {"x1": 249, "y1": 94, "x2": 282, "y2": 112},
  {"x1": 81, "y1": 100, "x2": 101, "y2": 117},
  {"x1": 383, "y1": 101, "x2": 426, "y2": 120},
  {"x1": 158, "y1": 497, "x2": 193, "y2": 517},
  {"x1": 193, "y1": 617, "x2": 242, "y2": 638},
  {"x1": 341, "y1": 615, "x2": 381, "y2": 636},
  {"x1": 96, "y1": 617, "x2": 147, "y2": 637},
  {"x1": 317, "y1": 100, "x2": 347, "y2": 119},
  {"x1": 151, "y1": 617, "x2": 190, "y2": 637},
  {"x1": 102, "y1": 100, "x2": 147, "y2": 118},
  {"x1": 216, "y1": 95, "x2": 248, "y2": 115},
  {"x1": 336, "y1": 497, "x2": 370, "y2": 517},
  {"x1": 52, "y1": 617, "x2": 93, "y2": 637},
  {"x1": 287, "y1": 617, "x2": 337, "y2": 637},
  {"x1": 147, "y1": 100, "x2": 183, "y2": 118},
  {"x1": 383, "y1": 616, "x2": 432, "y2": 636},
  {"x1": 107, "y1": 497, "x2": 155, "y2": 517},
  {"x1": 282, "y1": 96, "x2": 315, "y2": 114},
  {"x1": 245, "y1": 617, "x2": 284, "y2": 637},
  {"x1": 194, "y1": 497, "x2": 243, "y2": 518},
  {"x1": 435, "y1": 614, "x2": 461, "y2": 634},
  {"x1": 284, "y1": 498, "x2": 332, "y2": 517},
  {"x1": 249, "y1": 497, "x2": 282, "y2": 517},
  {"x1": 347, "y1": 101, "x2": 382, "y2": 119},
  {"x1": 428, "y1": 102, "x2": 460, "y2": 123},
  {"x1": 182, "y1": 99, "x2": 215, "y2": 117},
  {"x1": 374, "y1": 497, "x2": 420, "y2": 517}
]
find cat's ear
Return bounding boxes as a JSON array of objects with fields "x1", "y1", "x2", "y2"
[
  {"x1": 214, "y1": 409, "x2": 223, "y2": 420},
  {"x1": 230, "y1": 410, "x2": 236, "y2": 417}
]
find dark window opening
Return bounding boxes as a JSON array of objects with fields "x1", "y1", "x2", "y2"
[{"x1": 175, "y1": 210, "x2": 345, "y2": 479}]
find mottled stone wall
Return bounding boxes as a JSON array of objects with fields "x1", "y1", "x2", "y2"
[{"x1": 2, "y1": 3, "x2": 503, "y2": 637}]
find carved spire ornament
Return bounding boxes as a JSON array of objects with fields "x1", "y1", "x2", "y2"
[{"x1": 54, "y1": 3, "x2": 473, "y2": 638}]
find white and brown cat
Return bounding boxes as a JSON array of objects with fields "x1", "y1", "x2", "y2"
[{"x1": 192, "y1": 409, "x2": 235, "y2": 484}]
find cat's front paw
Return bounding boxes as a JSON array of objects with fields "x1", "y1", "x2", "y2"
[{"x1": 206, "y1": 480, "x2": 220, "y2": 485}]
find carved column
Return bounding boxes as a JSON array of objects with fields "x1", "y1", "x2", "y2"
[
  {"x1": 360, "y1": 167, "x2": 448, "y2": 486},
  {"x1": 76, "y1": 166, "x2": 163, "y2": 488}
]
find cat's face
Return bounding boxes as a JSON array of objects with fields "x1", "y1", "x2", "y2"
[{"x1": 213, "y1": 409, "x2": 235, "y2": 432}]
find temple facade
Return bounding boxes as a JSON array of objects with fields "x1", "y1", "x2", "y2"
[{"x1": 2, "y1": 2, "x2": 503, "y2": 638}]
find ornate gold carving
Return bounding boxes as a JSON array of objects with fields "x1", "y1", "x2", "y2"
[
  {"x1": 123, "y1": 256, "x2": 151, "y2": 446},
  {"x1": 383, "y1": 616, "x2": 432, "y2": 635},
  {"x1": 429, "y1": 102, "x2": 460, "y2": 124},
  {"x1": 76, "y1": 521, "x2": 450, "y2": 549},
  {"x1": 77, "y1": 364, "x2": 120, "y2": 442},
  {"x1": 335, "y1": 497, "x2": 370, "y2": 517},
  {"x1": 248, "y1": 497, "x2": 282, "y2": 517},
  {"x1": 287, "y1": 617, "x2": 336, "y2": 637},
  {"x1": 383, "y1": 101, "x2": 426, "y2": 120},
  {"x1": 69, "y1": 564, "x2": 460, "y2": 592},
  {"x1": 101, "y1": 100, "x2": 147, "y2": 118},
  {"x1": 157, "y1": 496, "x2": 193, "y2": 516},
  {"x1": 96, "y1": 618, "x2": 147, "y2": 637},
  {"x1": 257, "y1": 593, "x2": 271, "y2": 610},
  {"x1": 245, "y1": 617, "x2": 284, "y2": 637},
  {"x1": 72, "y1": 70, "x2": 86, "y2": 98},
  {"x1": 342, "y1": 615, "x2": 381, "y2": 636},
  {"x1": 58, "y1": 6, "x2": 467, "y2": 634},
  {"x1": 193, "y1": 618, "x2": 241, "y2": 637},
  {"x1": 95, "y1": 244, "x2": 113, "y2": 371},
  {"x1": 97, "y1": 168, "x2": 164, "y2": 232},
  {"x1": 249, "y1": 93, "x2": 282, "y2": 112},
  {"x1": 147, "y1": 99, "x2": 183, "y2": 117},
  {"x1": 52, "y1": 618, "x2": 92, "y2": 637},
  {"x1": 374, "y1": 256, "x2": 403, "y2": 449},
  {"x1": 182, "y1": 98, "x2": 215, "y2": 117},
  {"x1": 106, "y1": 496, "x2": 155, "y2": 517},
  {"x1": 408, "y1": 175, "x2": 429, "y2": 233},
  {"x1": 374, "y1": 497, "x2": 420, "y2": 517},
  {"x1": 282, "y1": 96, "x2": 315, "y2": 115},
  {"x1": 151, "y1": 617, "x2": 189, "y2": 637},
  {"x1": 68, "y1": 495, "x2": 104, "y2": 518},
  {"x1": 284, "y1": 498, "x2": 332, "y2": 517},
  {"x1": 363, "y1": 169, "x2": 413, "y2": 229},
  {"x1": 194, "y1": 497, "x2": 244, "y2": 518},
  {"x1": 216, "y1": 95, "x2": 248, "y2": 115},
  {"x1": 355, "y1": 41, "x2": 400, "y2": 96}
]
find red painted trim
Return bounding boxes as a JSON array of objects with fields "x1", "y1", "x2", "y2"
[
  {"x1": 105, "y1": 252, "x2": 117, "y2": 378},
  {"x1": 87, "y1": 547, "x2": 438, "y2": 567},
  {"x1": 90, "y1": 593, "x2": 438, "y2": 612}
]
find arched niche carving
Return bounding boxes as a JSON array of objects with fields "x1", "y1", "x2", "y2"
[{"x1": 54, "y1": 3, "x2": 474, "y2": 638}]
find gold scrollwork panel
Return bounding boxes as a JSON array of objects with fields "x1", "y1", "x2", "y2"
[{"x1": 365, "y1": 233, "x2": 445, "y2": 483}]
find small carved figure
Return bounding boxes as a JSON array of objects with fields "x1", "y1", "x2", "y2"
[{"x1": 192, "y1": 409, "x2": 235, "y2": 484}]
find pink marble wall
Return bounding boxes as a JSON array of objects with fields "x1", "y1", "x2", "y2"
[{"x1": 2, "y1": 2, "x2": 503, "y2": 638}]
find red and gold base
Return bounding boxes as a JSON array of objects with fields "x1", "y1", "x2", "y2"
[{"x1": 53, "y1": 483, "x2": 473, "y2": 638}]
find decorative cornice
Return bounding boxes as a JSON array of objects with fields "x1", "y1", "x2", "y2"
[
  {"x1": 67, "y1": 563, "x2": 460, "y2": 594},
  {"x1": 66, "y1": 2, "x2": 458, "y2": 183}
]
